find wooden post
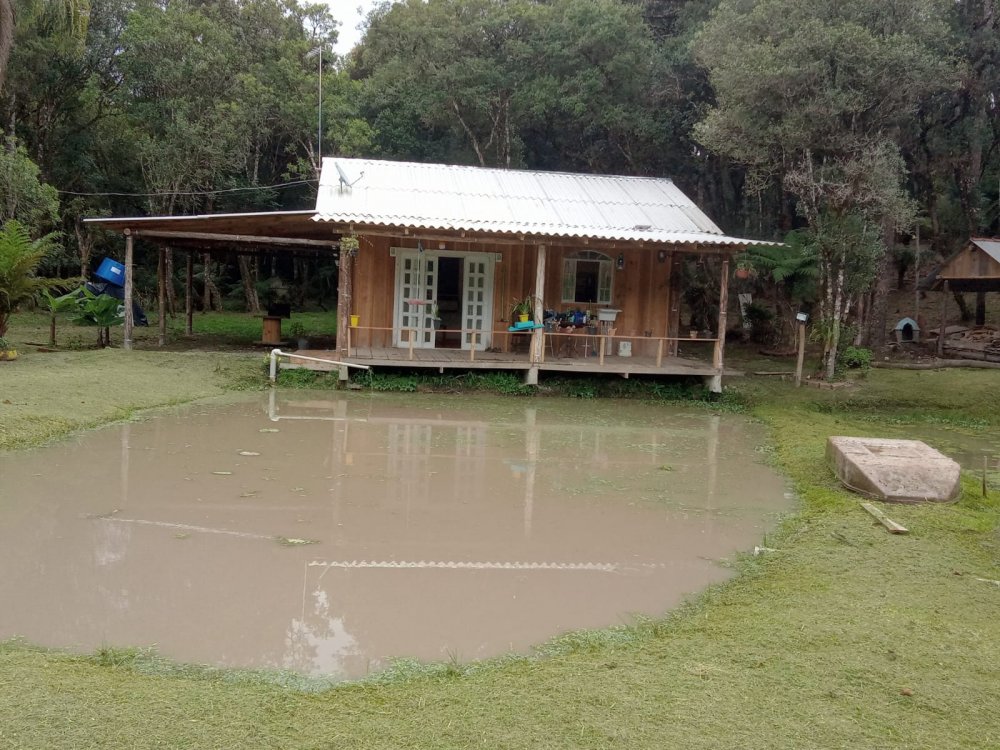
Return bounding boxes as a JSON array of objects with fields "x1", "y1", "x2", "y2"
[
  {"x1": 599, "y1": 336, "x2": 606, "y2": 365},
  {"x1": 185, "y1": 252, "x2": 194, "y2": 336},
  {"x1": 656, "y1": 339, "x2": 664, "y2": 367},
  {"x1": 123, "y1": 231, "x2": 134, "y2": 351},
  {"x1": 530, "y1": 245, "x2": 546, "y2": 365},
  {"x1": 667, "y1": 252, "x2": 681, "y2": 356},
  {"x1": 408, "y1": 328, "x2": 414, "y2": 360},
  {"x1": 337, "y1": 242, "x2": 353, "y2": 356},
  {"x1": 157, "y1": 247, "x2": 167, "y2": 346},
  {"x1": 937, "y1": 280, "x2": 948, "y2": 357},
  {"x1": 795, "y1": 320, "x2": 806, "y2": 387},
  {"x1": 470, "y1": 330, "x2": 477, "y2": 361},
  {"x1": 346, "y1": 326, "x2": 352, "y2": 357},
  {"x1": 713, "y1": 259, "x2": 730, "y2": 371}
]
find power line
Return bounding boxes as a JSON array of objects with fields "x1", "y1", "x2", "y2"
[{"x1": 57, "y1": 179, "x2": 318, "y2": 198}]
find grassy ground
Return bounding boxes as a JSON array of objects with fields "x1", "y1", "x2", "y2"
[
  {"x1": 3, "y1": 310, "x2": 337, "y2": 351},
  {"x1": 1, "y1": 313, "x2": 999, "y2": 749}
]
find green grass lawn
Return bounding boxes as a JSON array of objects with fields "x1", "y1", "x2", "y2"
[
  {"x1": 3, "y1": 310, "x2": 337, "y2": 351},
  {"x1": 1, "y1": 319, "x2": 998, "y2": 749}
]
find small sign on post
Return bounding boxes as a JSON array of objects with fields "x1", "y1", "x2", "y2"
[{"x1": 794, "y1": 312, "x2": 808, "y2": 387}]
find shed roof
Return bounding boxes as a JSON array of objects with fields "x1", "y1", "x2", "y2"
[
  {"x1": 314, "y1": 158, "x2": 771, "y2": 248},
  {"x1": 922, "y1": 237, "x2": 1000, "y2": 292},
  {"x1": 971, "y1": 238, "x2": 1000, "y2": 264}
]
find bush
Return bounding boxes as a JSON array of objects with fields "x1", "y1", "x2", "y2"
[{"x1": 838, "y1": 345, "x2": 872, "y2": 374}]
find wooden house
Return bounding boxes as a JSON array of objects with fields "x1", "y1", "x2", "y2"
[{"x1": 87, "y1": 158, "x2": 770, "y2": 390}]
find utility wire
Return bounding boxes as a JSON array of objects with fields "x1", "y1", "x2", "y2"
[{"x1": 57, "y1": 178, "x2": 318, "y2": 198}]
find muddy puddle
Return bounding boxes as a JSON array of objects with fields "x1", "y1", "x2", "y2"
[{"x1": 0, "y1": 392, "x2": 791, "y2": 679}]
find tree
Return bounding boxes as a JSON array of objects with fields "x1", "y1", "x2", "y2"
[
  {"x1": 0, "y1": 218, "x2": 59, "y2": 338},
  {"x1": 695, "y1": 0, "x2": 956, "y2": 377}
]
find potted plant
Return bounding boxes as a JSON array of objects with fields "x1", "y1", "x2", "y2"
[
  {"x1": 511, "y1": 296, "x2": 533, "y2": 323},
  {"x1": 0, "y1": 336, "x2": 16, "y2": 361},
  {"x1": 735, "y1": 254, "x2": 756, "y2": 280},
  {"x1": 288, "y1": 321, "x2": 308, "y2": 349}
]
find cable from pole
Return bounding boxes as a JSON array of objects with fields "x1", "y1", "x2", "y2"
[{"x1": 57, "y1": 179, "x2": 319, "y2": 198}]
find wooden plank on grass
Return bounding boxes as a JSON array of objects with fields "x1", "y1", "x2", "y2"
[{"x1": 860, "y1": 502, "x2": 909, "y2": 534}]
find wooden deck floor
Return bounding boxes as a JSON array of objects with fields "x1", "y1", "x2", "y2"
[{"x1": 284, "y1": 347, "x2": 739, "y2": 378}]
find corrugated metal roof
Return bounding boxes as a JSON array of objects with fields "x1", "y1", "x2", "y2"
[
  {"x1": 314, "y1": 158, "x2": 773, "y2": 246},
  {"x1": 971, "y1": 238, "x2": 1000, "y2": 264}
]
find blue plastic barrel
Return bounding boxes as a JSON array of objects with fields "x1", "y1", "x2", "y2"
[{"x1": 94, "y1": 257, "x2": 126, "y2": 286}]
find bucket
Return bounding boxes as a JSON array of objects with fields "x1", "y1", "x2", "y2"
[
  {"x1": 350, "y1": 314, "x2": 360, "y2": 328},
  {"x1": 617, "y1": 341, "x2": 632, "y2": 357},
  {"x1": 94, "y1": 257, "x2": 125, "y2": 287}
]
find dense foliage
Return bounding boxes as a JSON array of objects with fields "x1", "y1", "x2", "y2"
[{"x1": 0, "y1": 0, "x2": 997, "y2": 360}]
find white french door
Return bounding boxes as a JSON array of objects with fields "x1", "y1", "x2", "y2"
[
  {"x1": 393, "y1": 252, "x2": 438, "y2": 348},
  {"x1": 393, "y1": 250, "x2": 494, "y2": 350},
  {"x1": 461, "y1": 256, "x2": 493, "y2": 351}
]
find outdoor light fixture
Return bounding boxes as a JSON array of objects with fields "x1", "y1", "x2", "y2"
[
  {"x1": 657, "y1": 250, "x2": 667, "y2": 263},
  {"x1": 796, "y1": 312, "x2": 809, "y2": 323},
  {"x1": 616, "y1": 253, "x2": 624, "y2": 270}
]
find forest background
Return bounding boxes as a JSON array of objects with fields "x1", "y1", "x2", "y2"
[{"x1": 0, "y1": 0, "x2": 998, "y2": 371}]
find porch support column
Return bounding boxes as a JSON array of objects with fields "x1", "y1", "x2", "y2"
[
  {"x1": 123, "y1": 230, "x2": 134, "y2": 351},
  {"x1": 527, "y1": 244, "x2": 546, "y2": 385},
  {"x1": 157, "y1": 246, "x2": 167, "y2": 347},
  {"x1": 937, "y1": 280, "x2": 948, "y2": 357},
  {"x1": 336, "y1": 239, "x2": 353, "y2": 382},
  {"x1": 708, "y1": 257, "x2": 730, "y2": 393},
  {"x1": 185, "y1": 252, "x2": 194, "y2": 336}
]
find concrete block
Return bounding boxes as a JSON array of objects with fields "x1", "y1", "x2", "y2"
[{"x1": 826, "y1": 436, "x2": 961, "y2": 504}]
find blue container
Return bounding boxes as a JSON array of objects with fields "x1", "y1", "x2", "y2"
[{"x1": 94, "y1": 257, "x2": 126, "y2": 286}]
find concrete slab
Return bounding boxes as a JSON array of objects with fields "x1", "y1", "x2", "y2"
[{"x1": 826, "y1": 436, "x2": 962, "y2": 504}]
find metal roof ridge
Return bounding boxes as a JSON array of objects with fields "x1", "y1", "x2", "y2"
[{"x1": 327, "y1": 156, "x2": 679, "y2": 184}]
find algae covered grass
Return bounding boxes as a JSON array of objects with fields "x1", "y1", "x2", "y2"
[{"x1": 1, "y1": 340, "x2": 999, "y2": 748}]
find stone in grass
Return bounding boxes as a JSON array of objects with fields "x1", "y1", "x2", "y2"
[{"x1": 826, "y1": 436, "x2": 961, "y2": 504}]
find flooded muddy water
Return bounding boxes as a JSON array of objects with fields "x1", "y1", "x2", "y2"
[{"x1": 0, "y1": 392, "x2": 791, "y2": 679}]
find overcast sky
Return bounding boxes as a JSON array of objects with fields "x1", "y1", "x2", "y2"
[{"x1": 327, "y1": 0, "x2": 383, "y2": 55}]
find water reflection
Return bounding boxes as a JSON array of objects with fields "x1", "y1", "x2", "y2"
[{"x1": 0, "y1": 392, "x2": 790, "y2": 678}]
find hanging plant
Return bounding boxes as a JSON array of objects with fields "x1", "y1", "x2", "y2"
[
  {"x1": 735, "y1": 253, "x2": 756, "y2": 280},
  {"x1": 340, "y1": 235, "x2": 360, "y2": 257}
]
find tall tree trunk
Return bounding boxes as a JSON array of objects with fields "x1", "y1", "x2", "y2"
[
  {"x1": 238, "y1": 255, "x2": 260, "y2": 313},
  {"x1": 954, "y1": 292, "x2": 972, "y2": 322},
  {"x1": 863, "y1": 223, "x2": 894, "y2": 352},
  {"x1": 203, "y1": 254, "x2": 223, "y2": 312},
  {"x1": 165, "y1": 249, "x2": 176, "y2": 315},
  {"x1": 0, "y1": 0, "x2": 12, "y2": 91}
]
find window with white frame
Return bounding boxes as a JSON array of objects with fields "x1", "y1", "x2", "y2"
[{"x1": 562, "y1": 251, "x2": 613, "y2": 304}]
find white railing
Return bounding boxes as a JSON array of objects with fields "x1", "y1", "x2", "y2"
[{"x1": 269, "y1": 348, "x2": 370, "y2": 383}]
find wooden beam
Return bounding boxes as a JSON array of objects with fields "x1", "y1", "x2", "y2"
[
  {"x1": 185, "y1": 252, "x2": 194, "y2": 335},
  {"x1": 134, "y1": 230, "x2": 338, "y2": 248},
  {"x1": 713, "y1": 259, "x2": 730, "y2": 371},
  {"x1": 123, "y1": 231, "x2": 134, "y2": 350},
  {"x1": 530, "y1": 245, "x2": 546, "y2": 364},
  {"x1": 938, "y1": 280, "x2": 948, "y2": 357},
  {"x1": 337, "y1": 248, "x2": 351, "y2": 355},
  {"x1": 157, "y1": 247, "x2": 167, "y2": 347},
  {"x1": 860, "y1": 502, "x2": 909, "y2": 534}
]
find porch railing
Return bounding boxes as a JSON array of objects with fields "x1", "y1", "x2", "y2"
[{"x1": 342, "y1": 324, "x2": 722, "y2": 370}]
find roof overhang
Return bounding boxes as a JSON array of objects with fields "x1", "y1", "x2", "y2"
[
  {"x1": 86, "y1": 209, "x2": 775, "y2": 254},
  {"x1": 84, "y1": 210, "x2": 340, "y2": 250}
]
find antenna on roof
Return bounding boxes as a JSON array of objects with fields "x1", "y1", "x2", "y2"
[{"x1": 335, "y1": 162, "x2": 364, "y2": 193}]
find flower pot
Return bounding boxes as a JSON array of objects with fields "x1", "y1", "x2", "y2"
[
  {"x1": 735, "y1": 268, "x2": 750, "y2": 280},
  {"x1": 518, "y1": 314, "x2": 529, "y2": 323},
  {"x1": 350, "y1": 314, "x2": 360, "y2": 328},
  {"x1": 0, "y1": 349, "x2": 18, "y2": 361},
  {"x1": 689, "y1": 330, "x2": 698, "y2": 339}
]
